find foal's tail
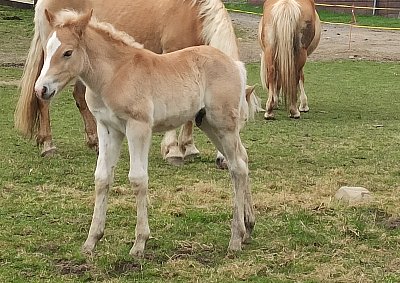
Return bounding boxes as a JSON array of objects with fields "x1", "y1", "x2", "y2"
[
  {"x1": 271, "y1": 0, "x2": 301, "y2": 108},
  {"x1": 14, "y1": 23, "x2": 43, "y2": 138},
  {"x1": 235, "y1": 61, "x2": 254, "y2": 128}
]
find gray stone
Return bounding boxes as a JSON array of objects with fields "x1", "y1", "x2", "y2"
[{"x1": 334, "y1": 186, "x2": 372, "y2": 203}]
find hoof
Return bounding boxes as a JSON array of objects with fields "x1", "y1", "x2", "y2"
[
  {"x1": 216, "y1": 157, "x2": 228, "y2": 170},
  {"x1": 82, "y1": 242, "x2": 95, "y2": 255},
  {"x1": 129, "y1": 247, "x2": 144, "y2": 258},
  {"x1": 290, "y1": 114, "x2": 301, "y2": 119},
  {"x1": 264, "y1": 113, "x2": 275, "y2": 120},
  {"x1": 299, "y1": 106, "x2": 309, "y2": 113},
  {"x1": 184, "y1": 144, "x2": 200, "y2": 160},
  {"x1": 40, "y1": 144, "x2": 57, "y2": 157},
  {"x1": 165, "y1": 146, "x2": 184, "y2": 166},
  {"x1": 228, "y1": 240, "x2": 242, "y2": 253},
  {"x1": 86, "y1": 134, "x2": 99, "y2": 153}
]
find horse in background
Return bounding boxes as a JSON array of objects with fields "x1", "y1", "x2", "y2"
[
  {"x1": 258, "y1": 0, "x2": 321, "y2": 119},
  {"x1": 15, "y1": 0, "x2": 257, "y2": 168},
  {"x1": 35, "y1": 9, "x2": 255, "y2": 256}
]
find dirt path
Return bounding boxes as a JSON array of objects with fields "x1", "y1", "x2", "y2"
[{"x1": 230, "y1": 12, "x2": 400, "y2": 63}]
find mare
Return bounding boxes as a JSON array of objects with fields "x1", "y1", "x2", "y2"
[
  {"x1": 258, "y1": 0, "x2": 321, "y2": 119},
  {"x1": 15, "y1": 0, "x2": 256, "y2": 168},
  {"x1": 34, "y1": 9, "x2": 255, "y2": 256}
]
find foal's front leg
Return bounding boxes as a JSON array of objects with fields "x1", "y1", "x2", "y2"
[
  {"x1": 126, "y1": 120, "x2": 152, "y2": 257},
  {"x1": 82, "y1": 123, "x2": 123, "y2": 254}
]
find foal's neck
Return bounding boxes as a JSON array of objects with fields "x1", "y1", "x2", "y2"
[{"x1": 80, "y1": 26, "x2": 143, "y2": 93}]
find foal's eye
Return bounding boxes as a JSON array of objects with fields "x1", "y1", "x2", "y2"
[{"x1": 63, "y1": 50, "x2": 73, "y2": 57}]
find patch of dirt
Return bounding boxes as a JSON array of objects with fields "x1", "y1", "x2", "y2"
[
  {"x1": 55, "y1": 259, "x2": 91, "y2": 275},
  {"x1": 229, "y1": 12, "x2": 400, "y2": 63}
]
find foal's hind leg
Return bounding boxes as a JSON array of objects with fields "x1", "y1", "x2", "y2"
[
  {"x1": 178, "y1": 121, "x2": 200, "y2": 159},
  {"x1": 37, "y1": 99, "x2": 56, "y2": 156},
  {"x1": 72, "y1": 81, "x2": 98, "y2": 152},
  {"x1": 200, "y1": 122, "x2": 255, "y2": 251},
  {"x1": 83, "y1": 123, "x2": 124, "y2": 254}
]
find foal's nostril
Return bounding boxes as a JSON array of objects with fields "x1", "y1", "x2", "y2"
[{"x1": 41, "y1": 86, "x2": 48, "y2": 96}]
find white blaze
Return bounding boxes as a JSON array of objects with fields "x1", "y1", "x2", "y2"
[{"x1": 39, "y1": 31, "x2": 61, "y2": 79}]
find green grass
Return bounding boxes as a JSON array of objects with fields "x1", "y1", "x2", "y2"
[
  {"x1": 224, "y1": 2, "x2": 400, "y2": 28},
  {"x1": 2, "y1": 60, "x2": 400, "y2": 283},
  {"x1": 1, "y1": 3, "x2": 400, "y2": 283}
]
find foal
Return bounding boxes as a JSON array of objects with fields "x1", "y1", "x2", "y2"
[{"x1": 34, "y1": 10, "x2": 255, "y2": 256}]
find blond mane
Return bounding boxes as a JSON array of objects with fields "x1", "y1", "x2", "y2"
[{"x1": 53, "y1": 10, "x2": 144, "y2": 49}]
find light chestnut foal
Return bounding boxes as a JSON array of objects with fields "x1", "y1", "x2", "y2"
[
  {"x1": 34, "y1": 10, "x2": 255, "y2": 256},
  {"x1": 258, "y1": 0, "x2": 321, "y2": 119}
]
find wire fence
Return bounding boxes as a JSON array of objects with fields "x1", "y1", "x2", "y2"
[{"x1": 226, "y1": 3, "x2": 400, "y2": 31}]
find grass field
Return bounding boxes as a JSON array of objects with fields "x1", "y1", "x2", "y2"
[{"x1": 1, "y1": 4, "x2": 400, "y2": 283}]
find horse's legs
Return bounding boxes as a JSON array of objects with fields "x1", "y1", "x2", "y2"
[
  {"x1": 82, "y1": 123, "x2": 124, "y2": 253},
  {"x1": 37, "y1": 98, "x2": 56, "y2": 156},
  {"x1": 126, "y1": 120, "x2": 152, "y2": 257},
  {"x1": 161, "y1": 130, "x2": 184, "y2": 166},
  {"x1": 298, "y1": 70, "x2": 309, "y2": 112},
  {"x1": 199, "y1": 122, "x2": 254, "y2": 251},
  {"x1": 289, "y1": 49, "x2": 308, "y2": 118},
  {"x1": 72, "y1": 80, "x2": 98, "y2": 152},
  {"x1": 178, "y1": 121, "x2": 200, "y2": 159},
  {"x1": 264, "y1": 50, "x2": 278, "y2": 120}
]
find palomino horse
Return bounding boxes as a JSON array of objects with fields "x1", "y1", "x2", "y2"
[
  {"x1": 15, "y1": 0, "x2": 255, "y2": 168},
  {"x1": 34, "y1": 9, "x2": 255, "y2": 256},
  {"x1": 258, "y1": 0, "x2": 321, "y2": 119}
]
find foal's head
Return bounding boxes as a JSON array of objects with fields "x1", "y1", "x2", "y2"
[{"x1": 34, "y1": 9, "x2": 93, "y2": 100}]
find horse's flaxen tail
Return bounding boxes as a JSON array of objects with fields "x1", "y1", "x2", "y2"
[
  {"x1": 14, "y1": 23, "x2": 43, "y2": 138},
  {"x1": 271, "y1": 0, "x2": 301, "y2": 108},
  {"x1": 197, "y1": 0, "x2": 261, "y2": 114},
  {"x1": 196, "y1": 0, "x2": 240, "y2": 60}
]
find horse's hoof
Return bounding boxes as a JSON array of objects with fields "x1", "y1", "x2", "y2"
[
  {"x1": 86, "y1": 134, "x2": 99, "y2": 152},
  {"x1": 299, "y1": 106, "x2": 309, "y2": 113},
  {"x1": 40, "y1": 146, "x2": 57, "y2": 157},
  {"x1": 184, "y1": 144, "x2": 200, "y2": 160},
  {"x1": 264, "y1": 113, "x2": 275, "y2": 120},
  {"x1": 216, "y1": 157, "x2": 228, "y2": 170},
  {"x1": 290, "y1": 115, "x2": 301, "y2": 119}
]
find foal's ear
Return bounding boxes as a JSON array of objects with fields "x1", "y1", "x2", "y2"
[
  {"x1": 75, "y1": 9, "x2": 93, "y2": 37},
  {"x1": 45, "y1": 9, "x2": 55, "y2": 26}
]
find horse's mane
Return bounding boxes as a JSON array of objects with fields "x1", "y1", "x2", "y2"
[{"x1": 53, "y1": 10, "x2": 144, "y2": 49}]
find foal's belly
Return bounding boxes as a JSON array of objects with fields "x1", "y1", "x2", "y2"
[{"x1": 151, "y1": 98, "x2": 202, "y2": 133}]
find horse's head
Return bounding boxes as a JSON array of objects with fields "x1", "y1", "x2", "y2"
[{"x1": 34, "y1": 9, "x2": 93, "y2": 100}]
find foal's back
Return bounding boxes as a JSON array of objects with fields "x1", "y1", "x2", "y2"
[{"x1": 106, "y1": 46, "x2": 244, "y2": 132}]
